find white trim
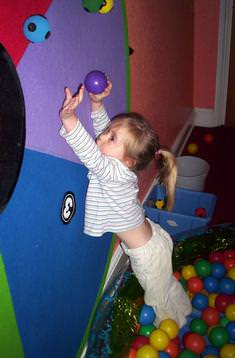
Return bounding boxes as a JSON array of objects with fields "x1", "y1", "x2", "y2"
[
  {"x1": 214, "y1": 0, "x2": 233, "y2": 126},
  {"x1": 193, "y1": 108, "x2": 217, "y2": 127}
]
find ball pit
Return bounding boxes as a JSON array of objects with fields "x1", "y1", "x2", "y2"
[{"x1": 85, "y1": 225, "x2": 235, "y2": 357}]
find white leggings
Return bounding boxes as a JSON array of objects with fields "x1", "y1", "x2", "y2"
[{"x1": 121, "y1": 219, "x2": 192, "y2": 328}]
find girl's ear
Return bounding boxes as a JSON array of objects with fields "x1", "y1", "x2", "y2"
[{"x1": 124, "y1": 157, "x2": 136, "y2": 170}]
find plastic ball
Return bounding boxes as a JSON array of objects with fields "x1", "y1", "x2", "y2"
[
  {"x1": 227, "y1": 267, "x2": 235, "y2": 280},
  {"x1": 195, "y1": 207, "x2": 207, "y2": 218},
  {"x1": 184, "y1": 332, "x2": 206, "y2": 354},
  {"x1": 202, "y1": 307, "x2": 220, "y2": 326},
  {"x1": 225, "y1": 303, "x2": 235, "y2": 321},
  {"x1": 208, "y1": 293, "x2": 218, "y2": 308},
  {"x1": 192, "y1": 293, "x2": 208, "y2": 310},
  {"x1": 181, "y1": 265, "x2": 197, "y2": 280},
  {"x1": 178, "y1": 350, "x2": 197, "y2": 358},
  {"x1": 195, "y1": 259, "x2": 212, "y2": 278},
  {"x1": 209, "y1": 251, "x2": 225, "y2": 264},
  {"x1": 99, "y1": 0, "x2": 114, "y2": 14},
  {"x1": 136, "y1": 344, "x2": 158, "y2": 358},
  {"x1": 139, "y1": 305, "x2": 156, "y2": 325},
  {"x1": 208, "y1": 326, "x2": 229, "y2": 349},
  {"x1": 226, "y1": 321, "x2": 235, "y2": 340},
  {"x1": 203, "y1": 133, "x2": 214, "y2": 144},
  {"x1": 84, "y1": 70, "x2": 108, "y2": 94},
  {"x1": 132, "y1": 336, "x2": 149, "y2": 350},
  {"x1": 224, "y1": 249, "x2": 235, "y2": 259},
  {"x1": 82, "y1": 0, "x2": 104, "y2": 13},
  {"x1": 224, "y1": 259, "x2": 235, "y2": 270},
  {"x1": 129, "y1": 348, "x2": 137, "y2": 358},
  {"x1": 159, "y1": 319, "x2": 179, "y2": 340},
  {"x1": 211, "y1": 262, "x2": 226, "y2": 279},
  {"x1": 215, "y1": 294, "x2": 234, "y2": 313},
  {"x1": 220, "y1": 316, "x2": 230, "y2": 327},
  {"x1": 23, "y1": 15, "x2": 51, "y2": 43},
  {"x1": 149, "y1": 329, "x2": 170, "y2": 351},
  {"x1": 204, "y1": 276, "x2": 219, "y2": 293},
  {"x1": 190, "y1": 318, "x2": 208, "y2": 335},
  {"x1": 187, "y1": 276, "x2": 204, "y2": 293},
  {"x1": 164, "y1": 339, "x2": 180, "y2": 358},
  {"x1": 201, "y1": 345, "x2": 219, "y2": 357},
  {"x1": 220, "y1": 343, "x2": 235, "y2": 358},
  {"x1": 187, "y1": 143, "x2": 198, "y2": 154},
  {"x1": 139, "y1": 324, "x2": 155, "y2": 337},
  {"x1": 219, "y1": 277, "x2": 235, "y2": 295},
  {"x1": 158, "y1": 352, "x2": 170, "y2": 358}
]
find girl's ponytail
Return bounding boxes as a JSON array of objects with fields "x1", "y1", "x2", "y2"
[{"x1": 157, "y1": 149, "x2": 177, "y2": 211}]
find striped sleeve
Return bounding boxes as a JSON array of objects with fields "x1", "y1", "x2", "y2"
[
  {"x1": 60, "y1": 121, "x2": 131, "y2": 183},
  {"x1": 91, "y1": 106, "x2": 111, "y2": 137}
]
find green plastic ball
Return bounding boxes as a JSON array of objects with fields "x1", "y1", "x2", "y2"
[
  {"x1": 195, "y1": 259, "x2": 212, "y2": 277},
  {"x1": 208, "y1": 326, "x2": 229, "y2": 348},
  {"x1": 190, "y1": 318, "x2": 208, "y2": 335},
  {"x1": 139, "y1": 324, "x2": 155, "y2": 337},
  {"x1": 178, "y1": 350, "x2": 197, "y2": 358}
]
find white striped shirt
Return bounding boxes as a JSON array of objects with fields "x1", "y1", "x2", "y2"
[{"x1": 60, "y1": 106, "x2": 145, "y2": 237}]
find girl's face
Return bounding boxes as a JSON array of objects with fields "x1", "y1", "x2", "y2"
[{"x1": 96, "y1": 124, "x2": 129, "y2": 165}]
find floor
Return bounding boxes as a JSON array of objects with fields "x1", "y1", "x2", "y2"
[{"x1": 182, "y1": 125, "x2": 235, "y2": 225}]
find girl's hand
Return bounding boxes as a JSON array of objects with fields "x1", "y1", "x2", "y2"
[
  {"x1": 89, "y1": 80, "x2": 112, "y2": 111},
  {"x1": 59, "y1": 85, "x2": 84, "y2": 132}
]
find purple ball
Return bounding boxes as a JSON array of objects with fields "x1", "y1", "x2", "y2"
[{"x1": 84, "y1": 70, "x2": 108, "y2": 94}]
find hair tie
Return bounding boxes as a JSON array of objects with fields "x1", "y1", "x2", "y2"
[{"x1": 155, "y1": 149, "x2": 161, "y2": 157}]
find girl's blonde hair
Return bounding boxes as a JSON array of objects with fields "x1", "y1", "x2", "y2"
[{"x1": 109, "y1": 112, "x2": 177, "y2": 211}]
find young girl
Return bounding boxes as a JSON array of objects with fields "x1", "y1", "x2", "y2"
[{"x1": 59, "y1": 82, "x2": 192, "y2": 328}]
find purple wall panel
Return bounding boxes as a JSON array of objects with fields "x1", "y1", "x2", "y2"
[{"x1": 17, "y1": 0, "x2": 127, "y2": 163}]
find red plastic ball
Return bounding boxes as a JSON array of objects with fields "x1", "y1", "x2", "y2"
[
  {"x1": 224, "y1": 249, "x2": 235, "y2": 259},
  {"x1": 187, "y1": 276, "x2": 204, "y2": 293},
  {"x1": 209, "y1": 251, "x2": 225, "y2": 263},
  {"x1": 224, "y1": 258, "x2": 235, "y2": 270},
  {"x1": 202, "y1": 307, "x2": 220, "y2": 326},
  {"x1": 164, "y1": 339, "x2": 180, "y2": 358},
  {"x1": 131, "y1": 335, "x2": 149, "y2": 350},
  {"x1": 215, "y1": 294, "x2": 234, "y2": 313},
  {"x1": 184, "y1": 332, "x2": 206, "y2": 355},
  {"x1": 203, "y1": 133, "x2": 214, "y2": 144}
]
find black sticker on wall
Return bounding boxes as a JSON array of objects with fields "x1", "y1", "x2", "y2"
[{"x1": 61, "y1": 192, "x2": 76, "y2": 224}]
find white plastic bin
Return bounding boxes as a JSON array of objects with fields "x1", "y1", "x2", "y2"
[{"x1": 176, "y1": 156, "x2": 210, "y2": 191}]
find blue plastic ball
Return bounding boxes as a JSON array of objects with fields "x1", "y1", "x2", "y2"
[
  {"x1": 139, "y1": 304, "x2": 156, "y2": 325},
  {"x1": 84, "y1": 70, "x2": 108, "y2": 94},
  {"x1": 201, "y1": 344, "x2": 219, "y2": 356},
  {"x1": 203, "y1": 276, "x2": 219, "y2": 293},
  {"x1": 23, "y1": 15, "x2": 51, "y2": 43},
  {"x1": 219, "y1": 277, "x2": 235, "y2": 295},
  {"x1": 159, "y1": 352, "x2": 171, "y2": 358},
  {"x1": 211, "y1": 262, "x2": 226, "y2": 279},
  {"x1": 227, "y1": 321, "x2": 235, "y2": 340},
  {"x1": 192, "y1": 293, "x2": 208, "y2": 310}
]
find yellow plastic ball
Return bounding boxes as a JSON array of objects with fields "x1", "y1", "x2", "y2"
[
  {"x1": 208, "y1": 293, "x2": 218, "y2": 308},
  {"x1": 227, "y1": 267, "x2": 235, "y2": 280},
  {"x1": 225, "y1": 304, "x2": 235, "y2": 321},
  {"x1": 99, "y1": 0, "x2": 114, "y2": 14},
  {"x1": 136, "y1": 344, "x2": 158, "y2": 358},
  {"x1": 187, "y1": 142, "x2": 198, "y2": 154},
  {"x1": 220, "y1": 343, "x2": 235, "y2": 358},
  {"x1": 159, "y1": 319, "x2": 179, "y2": 340},
  {"x1": 149, "y1": 328, "x2": 170, "y2": 351},
  {"x1": 181, "y1": 265, "x2": 197, "y2": 280},
  {"x1": 203, "y1": 355, "x2": 217, "y2": 358}
]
